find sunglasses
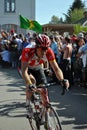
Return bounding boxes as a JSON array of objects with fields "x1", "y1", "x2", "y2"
[{"x1": 41, "y1": 47, "x2": 48, "y2": 51}]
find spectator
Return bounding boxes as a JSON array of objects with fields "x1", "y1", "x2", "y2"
[
  {"x1": 0, "y1": 44, "x2": 11, "y2": 68},
  {"x1": 61, "y1": 36, "x2": 73, "y2": 87},
  {"x1": 9, "y1": 40, "x2": 18, "y2": 68},
  {"x1": 54, "y1": 35, "x2": 63, "y2": 66},
  {"x1": 49, "y1": 35, "x2": 59, "y2": 83},
  {"x1": 49, "y1": 35, "x2": 59, "y2": 63},
  {"x1": 77, "y1": 33, "x2": 87, "y2": 88},
  {"x1": 71, "y1": 42, "x2": 78, "y2": 82},
  {"x1": 22, "y1": 37, "x2": 29, "y2": 49},
  {"x1": 76, "y1": 37, "x2": 86, "y2": 87}
]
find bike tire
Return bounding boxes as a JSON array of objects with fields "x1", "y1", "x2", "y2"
[
  {"x1": 28, "y1": 117, "x2": 37, "y2": 130},
  {"x1": 27, "y1": 95, "x2": 41, "y2": 130},
  {"x1": 27, "y1": 101, "x2": 39, "y2": 130},
  {"x1": 45, "y1": 106, "x2": 62, "y2": 130},
  {"x1": 28, "y1": 115, "x2": 40, "y2": 130},
  {"x1": 28, "y1": 97, "x2": 47, "y2": 130}
]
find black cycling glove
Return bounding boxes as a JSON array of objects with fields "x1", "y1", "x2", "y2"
[
  {"x1": 60, "y1": 79, "x2": 69, "y2": 95},
  {"x1": 28, "y1": 84, "x2": 36, "y2": 91}
]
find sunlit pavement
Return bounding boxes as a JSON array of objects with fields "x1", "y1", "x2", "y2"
[{"x1": 0, "y1": 66, "x2": 87, "y2": 130}]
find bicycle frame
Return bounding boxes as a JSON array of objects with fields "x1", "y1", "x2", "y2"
[{"x1": 27, "y1": 83, "x2": 62, "y2": 130}]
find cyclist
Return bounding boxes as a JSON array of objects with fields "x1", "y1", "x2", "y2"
[{"x1": 21, "y1": 34, "x2": 69, "y2": 118}]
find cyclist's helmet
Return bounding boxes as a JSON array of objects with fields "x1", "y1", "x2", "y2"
[{"x1": 35, "y1": 34, "x2": 51, "y2": 48}]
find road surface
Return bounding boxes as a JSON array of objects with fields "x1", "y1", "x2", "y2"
[{"x1": 0, "y1": 66, "x2": 87, "y2": 130}]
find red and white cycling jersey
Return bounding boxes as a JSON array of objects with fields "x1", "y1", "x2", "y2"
[{"x1": 21, "y1": 44, "x2": 55, "y2": 68}]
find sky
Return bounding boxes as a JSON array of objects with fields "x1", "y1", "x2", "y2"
[{"x1": 36, "y1": 0, "x2": 85, "y2": 25}]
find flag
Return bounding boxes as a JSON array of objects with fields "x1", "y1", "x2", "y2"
[{"x1": 19, "y1": 15, "x2": 42, "y2": 33}]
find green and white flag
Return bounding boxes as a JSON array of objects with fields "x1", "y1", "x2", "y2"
[{"x1": 19, "y1": 15, "x2": 42, "y2": 33}]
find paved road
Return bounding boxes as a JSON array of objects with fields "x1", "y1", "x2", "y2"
[{"x1": 0, "y1": 66, "x2": 87, "y2": 130}]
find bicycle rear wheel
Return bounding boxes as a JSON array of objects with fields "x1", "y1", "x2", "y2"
[{"x1": 45, "y1": 106, "x2": 62, "y2": 130}]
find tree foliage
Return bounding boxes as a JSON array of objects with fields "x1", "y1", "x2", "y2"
[
  {"x1": 64, "y1": 0, "x2": 85, "y2": 23},
  {"x1": 49, "y1": 15, "x2": 59, "y2": 24},
  {"x1": 49, "y1": 0, "x2": 86, "y2": 24},
  {"x1": 49, "y1": 15, "x2": 64, "y2": 24},
  {"x1": 70, "y1": 0, "x2": 84, "y2": 11},
  {"x1": 70, "y1": 8, "x2": 85, "y2": 23},
  {"x1": 74, "y1": 24, "x2": 87, "y2": 34}
]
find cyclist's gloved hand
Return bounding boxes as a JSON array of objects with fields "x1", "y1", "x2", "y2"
[
  {"x1": 28, "y1": 84, "x2": 36, "y2": 91},
  {"x1": 60, "y1": 79, "x2": 69, "y2": 95}
]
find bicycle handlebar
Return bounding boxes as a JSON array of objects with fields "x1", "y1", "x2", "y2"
[
  {"x1": 37, "y1": 82, "x2": 69, "y2": 95},
  {"x1": 38, "y1": 82, "x2": 57, "y2": 88},
  {"x1": 28, "y1": 82, "x2": 69, "y2": 95}
]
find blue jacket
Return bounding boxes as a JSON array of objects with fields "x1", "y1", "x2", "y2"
[{"x1": 82, "y1": 43, "x2": 87, "y2": 52}]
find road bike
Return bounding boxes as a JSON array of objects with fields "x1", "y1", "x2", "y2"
[
  {"x1": 17, "y1": 66, "x2": 68, "y2": 129},
  {"x1": 26, "y1": 83, "x2": 67, "y2": 130}
]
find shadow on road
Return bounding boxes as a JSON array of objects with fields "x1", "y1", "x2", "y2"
[
  {"x1": 49, "y1": 85, "x2": 87, "y2": 129},
  {"x1": 0, "y1": 66, "x2": 87, "y2": 129},
  {"x1": 0, "y1": 67, "x2": 26, "y2": 118},
  {"x1": 0, "y1": 99, "x2": 26, "y2": 118}
]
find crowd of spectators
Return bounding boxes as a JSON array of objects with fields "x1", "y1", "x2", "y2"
[
  {"x1": 0, "y1": 29, "x2": 87, "y2": 88},
  {"x1": 0, "y1": 30, "x2": 35, "y2": 68}
]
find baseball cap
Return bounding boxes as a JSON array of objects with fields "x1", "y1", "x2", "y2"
[{"x1": 78, "y1": 32, "x2": 84, "y2": 38}]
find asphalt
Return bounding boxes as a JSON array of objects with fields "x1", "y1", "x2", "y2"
[
  {"x1": 0, "y1": 65, "x2": 87, "y2": 130},
  {"x1": 0, "y1": 66, "x2": 28, "y2": 130}
]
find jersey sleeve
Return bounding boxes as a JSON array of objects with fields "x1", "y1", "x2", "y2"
[
  {"x1": 46, "y1": 48, "x2": 55, "y2": 61},
  {"x1": 21, "y1": 48, "x2": 29, "y2": 62}
]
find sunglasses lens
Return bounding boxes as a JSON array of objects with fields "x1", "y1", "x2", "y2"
[{"x1": 42, "y1": 47, "x2": 48, "y2": 51}]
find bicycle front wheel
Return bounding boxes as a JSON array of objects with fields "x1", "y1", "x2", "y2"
[
  {"x1": 28, "y1": 117, "x2": 38, "y2": 130},
  {"x1": 45, "y1": 106, "x2": 62, "y2": 130},
  {"x1": 27, "y1": 101, "x2": 40, "y2": 130}
]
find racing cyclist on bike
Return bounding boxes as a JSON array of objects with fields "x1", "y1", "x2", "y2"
[{"x1": 21, "y1": 34, "x2": 69, "y2": 118}]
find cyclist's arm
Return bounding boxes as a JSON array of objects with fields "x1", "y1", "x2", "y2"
[
  {"x1": 46, "y1": 48, "x2": 64, "y2": 81},
  {"x1": 49, "y1": 59, "x2": 69, "y2": 89},
  {"x1": 49, "y1": 59, "x2": 64, "y2": 81},
  {"x1": 21, "y1": 61, "x2": 32, "y2": 86}
]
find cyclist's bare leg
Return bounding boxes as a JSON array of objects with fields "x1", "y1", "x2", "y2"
[
  {"x1": 26, "y1": 74, "x2": 36, "y2": 105},
  {"x1": 29, "y1": 74, "x2": 36, "y2": 85},
  {"x1": 26, "y1": 88, "x2": 33, "y2": 104}
]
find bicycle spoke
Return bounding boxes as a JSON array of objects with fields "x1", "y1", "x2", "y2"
[
  {"x1": 26, "y1": 101, "x2": 38, "y2": 130},
  {"x1": 26, "y1": 83, "x2": 63, "y2": 130},
  {"x1": 28, "y1": 118, "x2": 37, "y2": 130}
]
